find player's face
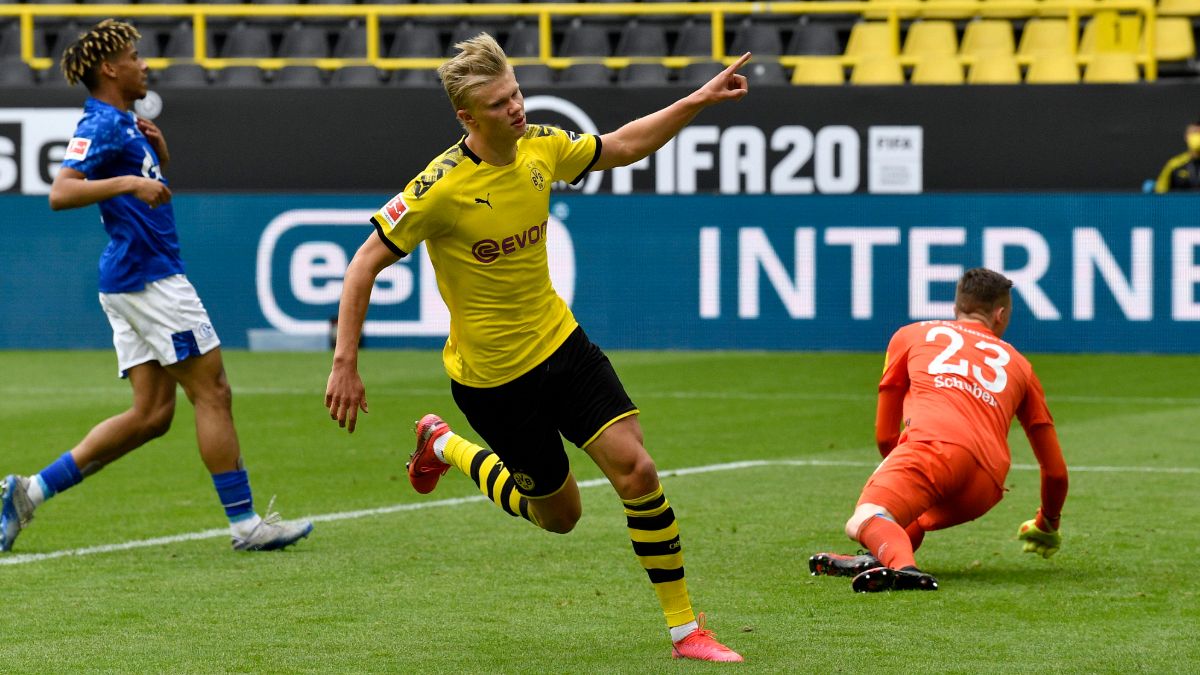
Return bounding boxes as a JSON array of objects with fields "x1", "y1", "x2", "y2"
[
  {"x1": 465, "y1": 70, "x2": 526, "y2": 143},
  {"x1": 108, "y1": 43, "x2": 149, "y2": 101}
]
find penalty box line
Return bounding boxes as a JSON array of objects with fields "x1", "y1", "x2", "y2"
[{"x1": 1, "y1": 457, "x2": 1196, "y2": 567}]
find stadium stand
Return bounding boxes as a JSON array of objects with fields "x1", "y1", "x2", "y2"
[
  {"x1": 0, "y1": 0, "x2": 1194, "y2": 88},
  {"x1": 1025, "y1": 52, "x2": 1083, "y2": 81}
]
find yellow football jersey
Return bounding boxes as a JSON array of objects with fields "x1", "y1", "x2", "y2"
[{"x1": 370, "y1": 125, "x2": 601, "y2": 387}]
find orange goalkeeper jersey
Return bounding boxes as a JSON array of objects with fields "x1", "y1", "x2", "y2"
[{"x1": 876, "y1": 319, "x2": 1056, "y2": 490}]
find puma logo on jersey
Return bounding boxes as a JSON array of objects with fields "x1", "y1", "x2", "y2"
[{"x1": 474, "y1": 194, "x2": 492, "y2": 209}]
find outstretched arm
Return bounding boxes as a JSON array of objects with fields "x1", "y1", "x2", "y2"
[
  {"x1": 591, "y1": 53, "x2": 751, "y2": 172},
  {"x1": 325, "y1": 233, "x2": 401, "y2": 433}
]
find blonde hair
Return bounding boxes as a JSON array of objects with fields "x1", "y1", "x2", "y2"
[
  {"x1": 437, "y1": 33, "x2": 511, "y2": 114},
  {"x1": 60, "y1": 19, "x2": 140, "y2": 88}
]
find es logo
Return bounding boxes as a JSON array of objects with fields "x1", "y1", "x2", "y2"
[
  {"x1": 0, "y1": 109, "x2": 81, "y2": 194},
  {"x1": 256, "y1": 209, "x2": 576, "y2": 337}
]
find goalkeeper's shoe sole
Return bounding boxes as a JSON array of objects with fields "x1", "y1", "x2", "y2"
[
  {"x1": 852, "y1": 566, "x2": 939, "y2": 593},
  {"x1": 408, "y1": 414, "x2": 452, "y2": 495},
  {"x1": 809, "y1": 552, "x2": 881, "y2": 578}
]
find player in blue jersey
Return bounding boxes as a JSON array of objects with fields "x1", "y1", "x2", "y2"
[{"x1": 0, "y1": 20, "x2": 312, "y2": 553}]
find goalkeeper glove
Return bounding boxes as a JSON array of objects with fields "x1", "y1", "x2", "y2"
[{"x1": 1017, "y1": 516, "x2": 1061, "y2": 559}]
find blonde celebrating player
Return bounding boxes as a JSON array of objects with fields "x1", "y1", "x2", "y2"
[{"x1": 326, "y1": 34, "x2": 750, "y2": 662}]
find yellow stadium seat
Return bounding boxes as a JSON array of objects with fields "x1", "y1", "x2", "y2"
[
  {"x1": 904, "y1": 21, "x2": 959, "y2": 59},
  {"x1": 961, "y1": 19, "x2": 1016, "y2": 57},
  {"x1": 846, "y1": 22, "x2": 899, "y2": 59},
  {"x1": 1158, "y1": 0, "x2": 1200, "y2": 16},
  {"x1": 851, "y1": 55, "x2": 907, "y2": 84},
  {"x1": 1083, "y1": 52, "x2": 1140, "y2": 81},
  {"x1": 911, "y1": 55, "x2": 966, "y2": 83},
  {"x1": 968, "y1": 52, "x2": 1022, "y2": 82},
  {"x1": 1018, "y1": 19, "x2": 1075, "y2": 57},
  {"x1": 1146, "y1": 17, "x2": 1197, "y2": 61},
  {"x1": 1080, "y1": 11, "x2": 1142, "y2": 54},
  {"x1": 791, "y1": 57, "x2": 846, "y2": 85},
  {"x1": 1025, "y1": 53, "x2": 1081, "y2": 82}
]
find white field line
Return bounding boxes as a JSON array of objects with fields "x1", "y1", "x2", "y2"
[
  {"x1": 6, "y1": 386, "x2": 1200, "y2": 406},
  {"x1": 1, "y1": 457, "x2": 1196, "y2": 567}
]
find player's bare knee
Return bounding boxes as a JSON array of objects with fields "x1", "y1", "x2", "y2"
[
  {"x1": 613, "y1": 454, "x2": 658, "y2": 499},
  {"x1": 143, "y1": 405, "x2": 174, "y2": 439}
]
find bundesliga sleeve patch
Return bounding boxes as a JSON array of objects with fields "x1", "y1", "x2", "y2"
[
  {"x1": 64, "y1": 137, "x2": 92, "y2": 161},
  {"x1": 379, "y1": 194, "x2": 408, "y2": 226}
]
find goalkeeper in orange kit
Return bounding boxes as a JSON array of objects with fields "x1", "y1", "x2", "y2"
[{"x1": 809, "y1": 268, "x2": 1069, "y2": 592}]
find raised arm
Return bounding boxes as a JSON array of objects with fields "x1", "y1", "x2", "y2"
[
  {"x1": 49, "y1": 167, "x2": 170, "y2": 211},
  {"x1": 591, "y1": 53, "x2": 751, "y2": 172},
  {"x1": 325, "y1": 233, "x2": 402, "y2": 433}
]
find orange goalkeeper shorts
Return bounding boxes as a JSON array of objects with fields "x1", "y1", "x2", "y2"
[{"x1": 857, "y1": 439, "x2": 1004, "y2": 530}]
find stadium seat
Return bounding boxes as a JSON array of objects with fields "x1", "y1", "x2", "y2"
[
  {"x1": 275, "y1": 25, "x2": 327, "y2": 87},
  {"x1": 513, "y1": 63, "x2": 554, "y2": 86},
  {"x1": 333, "y1": 21, "x2": 368, "y2": 59},
  {"x1": 447, "y1": 22, "x2": 499, "y2": 56},
  {"x1": 560, "y1": 63, "x2": 613, "y2": 85},
  {"x1": 505, "y1": 21, "x2": 541, "y2": 59},
  {"x1": 616, "y1": 21, "x2": 668, "y2": 57},
  {"x1": 1158, "y1": 0, "x2": 1200, "y2": 15},
  {"x1": 1025, "y1": 53, "x2": 1081, "y2": 82},
  {"x1": 845, "y1": 22, "x2": 898, "y2": 60},
  {"x1": 745, "y1": 61, "x2": 789, "y2": 84},
  {"x1": 910, "y1": 55, "x2": 965, "y2": 83},
  {"x1": 331, "y1": 66, "x2": 384, "y2": 87},
  {"x1": 1145, "y1": 17, "x2": 1196, "y2": 61},
  {"x1": 967, "y1": 52, "x2": 1022, "y2": 82},
  {"x1": 1083, "y1": 52, "x2": 1140, "y2": 81},
  {"x1": 560, "y1": 19, "x2": 612, "y2": 83},
  {"x1": 789, "y1": 57, "x2": 845, "y2": 85},
  {"x1": 1080, "y1": 11, "x2": 1141, "y2": 54},
  {"x1": 0, "y1": 57, "x2": 36, "y2": 87},
  {"x1": 961, "y1": 19, "x2": 1016, "y2": 58},
  {"x1": 388, "y1": 23, "x2": 441, "y2": 87},
  {"x1": 673, "y1": 19, "x2": 714, "y2": 58},
  {"x1": 1017, "y1": 19, "x2": 1075, "y2": 57},
  {"x1": 679, "y1": 60, "x2": 724, "y2": 85},
  {"x1": 156, "y1": 64, "x2": 210, "y2": 87},
  {"x1": 730, "y1": 20, "x2": 784, "y2": 56},
  {"x1": 619, "y1": 63, "x2": 671, "y2": 85},
  {"x1": 786, "y1": 21, "x2": 842, "y2": 56},
  {"x1": 903, "y1": 21, "x2": 959, "y2": 59},
  {"x1": 212, "y1": 22, "x2": 271, "y2": 87},
  {"x1": 560, "y1": 19, "x2": 612, "y2": 58},
  {"x1": 850, "y1": 55, "x2": 905, "y2": 84}
]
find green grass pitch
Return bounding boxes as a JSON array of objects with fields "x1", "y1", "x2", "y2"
[{"x1": 0, "y1": 350, "x2": 1197, "y2": 672}]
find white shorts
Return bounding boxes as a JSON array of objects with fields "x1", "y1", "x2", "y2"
[{"x1": 99, "y1": 274, "x2": 221, "y2": 377}]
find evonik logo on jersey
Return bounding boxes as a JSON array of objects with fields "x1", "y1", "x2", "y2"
[
  {"x1": 472, "y1": 221, "x2": 547, "y2": 264},
  {"x1": 257, "y1": 209, "x2": 577, "y2": 338}
]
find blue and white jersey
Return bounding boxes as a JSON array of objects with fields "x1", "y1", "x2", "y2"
[{"x1": 61, "y1": 97, "x2": 184, "y2": 293}]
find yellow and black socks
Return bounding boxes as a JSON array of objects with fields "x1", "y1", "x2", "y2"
[
  {"x1": 623, "y1": 485, "x2": 696, "y2": 634},
  {"x1": 439, "y1": 434, "x2": 536, "y2": 525}
]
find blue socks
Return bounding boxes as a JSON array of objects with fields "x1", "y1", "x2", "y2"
[
  {"x1": 211, "y1": 469, "x2": 255, "y2": 523},
  {"x1": 30, "y1": 451, "x2": 84, "y2": 505}
]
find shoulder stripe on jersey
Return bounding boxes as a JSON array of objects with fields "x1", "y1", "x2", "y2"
[
  {"x1": 411, "y1": 144, "x2": 466, "y2": 198},
  {"x1": 569, "y1": 134, "x2": 603, "y2": 186},
  {"x1": 370, "y1": 216, "x2": 409, "y2": 258}
]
